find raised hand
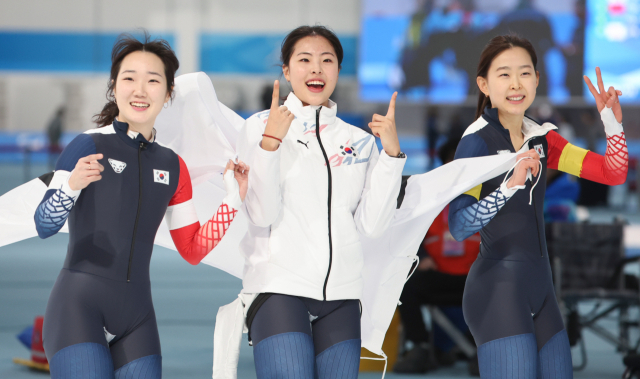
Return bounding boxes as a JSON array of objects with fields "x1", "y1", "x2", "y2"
[
  {"x1": 368, "y1": 92, "x2": 401, "y2": 157},
  {"x1": 584, "y1": 67, "x2": 623, "y2": 123},
  {"x1": 224, "y1": 159, "x2": 250, "y2": 201},
  {"x1": 262, "y1": 80, "x2": 295, "y2": 152},
  {"x1": 68, "y1": 154, "x2": 104, "y2": 191},
  {"x1": 507, "y1": 149, "x2": 540, "y2": 188}
]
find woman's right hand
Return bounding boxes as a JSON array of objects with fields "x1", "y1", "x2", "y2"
[
  {"x1": 68, "y1": 154, "x2": 104, "y2": 191},
  {"x1": 262, "y1": 80, "x2": 295, "y2": 152},
  {"x1": 507, "y1": 149, "x2": 540, "y2": 188}
]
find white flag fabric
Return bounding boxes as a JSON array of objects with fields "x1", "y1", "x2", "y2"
[{"x1": 0, "y1": 72, "x2": 516, "y2": 358}]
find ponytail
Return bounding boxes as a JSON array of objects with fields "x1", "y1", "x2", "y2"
[
  {"x1": 475, "y1": 92, "x2": 492, "y2": 120},
  {"x1": 93, "y1": 100, "x2": 119, "y2": 128}
]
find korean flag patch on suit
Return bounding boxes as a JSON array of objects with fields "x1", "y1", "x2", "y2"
[
  {"x1": 154, "y1": 169, "x2": 169, "y2": 185},
  {"x1": 534, "y1": 144, "x2": 545, "y2": 158}
]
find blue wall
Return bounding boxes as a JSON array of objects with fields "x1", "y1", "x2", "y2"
[
  {"x1": 0, "y1": 31, "x2": 175, "y2": 72},
  {"x1": 199, "y1": 33, "x2": 357, "y2": 76},
  {"x1": 0, "y1": 31, "x2": 357, "y2": 76}
]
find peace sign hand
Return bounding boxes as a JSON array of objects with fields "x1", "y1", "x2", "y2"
[
  {"x1": 584, "y1": 67, "x2": 623, "y2": 123},
  {"x1": 262, "y1": 80, "x2": 295, "y2": 152},
  {"x1": 368, "y1": 92, "x2": 401, "y2": 157}
]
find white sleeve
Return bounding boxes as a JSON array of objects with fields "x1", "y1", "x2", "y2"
[
  {"x1": 354, "y1": 148, "x2": 406, "y2": 238},
  {"x1": 236, "y1": 117, "x2": 283, "y2": 227}
]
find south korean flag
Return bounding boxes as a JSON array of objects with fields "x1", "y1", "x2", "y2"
[
  {"x1": 154, "y1": 169, "x2": 170, "y2": 185},
  {"x1": 533, "y1": 144, "x2": 545, "y2": 158}
]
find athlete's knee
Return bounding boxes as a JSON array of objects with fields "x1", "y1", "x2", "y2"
[
  {"x1": 253, "y1": 332, "x2": 314, "y2": 378},
  {"x1": 114, "y1": 354, "x2": 161, "y2": 379},
  {"x1": 477, "y1": 333, "x2": 537, "y2": 379},
  {"x1": 49, "y1": 342, "x2": 113, "y2": 379},
  {"x1": 538, "y1": 330, "x2": 573, "y2": 379},
  {"x1": 315, "y1": 339, "x2": 360, "y2": 379}
]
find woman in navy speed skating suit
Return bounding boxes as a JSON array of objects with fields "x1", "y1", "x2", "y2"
[
  {"x1": 34, "y1": 34, "x2": 249, "y2": 378},
  {"x1": 448, "y1": 35, "x2": 628, "y2": 378}
]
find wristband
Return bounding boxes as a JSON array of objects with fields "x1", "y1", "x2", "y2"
[{"x1": 262, "y1": 134, "x2": 283, "y2": 143}]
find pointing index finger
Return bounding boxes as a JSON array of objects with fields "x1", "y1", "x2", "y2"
[
  {"x1": 596, "y1": 67, "x2": 606, "y2": 95},
  {"x1": 386, "y1": 92, "x2": 397, "y2": 118},
  {"x1": 271, "y1": 80, "x2": 280, "y2": 110}
]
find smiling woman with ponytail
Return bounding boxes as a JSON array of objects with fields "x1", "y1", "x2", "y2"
[
  {"x1": 235, "y1": 25, "x2": 406, "y2": 378},
  {"x1": 33, "y1": 32, "x2": 249, "y2": 379},
  {"x1": 448, "y1": 34, "x2": 627, "y2": 379}
]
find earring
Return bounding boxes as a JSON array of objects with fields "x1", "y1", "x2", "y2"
[
  {"x1": 114, "y1": 99, "x2": 117, "y2": 104},
  {"x1": 164, "y1": 103, "x2": 169, "y2": 109}
]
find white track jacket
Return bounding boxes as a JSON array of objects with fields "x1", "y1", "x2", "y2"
[{"x1": 236, "y1": 93, "x2": 406, "y2": 301}]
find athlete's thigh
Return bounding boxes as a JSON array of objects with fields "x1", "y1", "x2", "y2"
[
  {"x1": 109, "y1": 312, "x2": 161, "y2": 371},
  {"x1": 311, "y1": 300, "x2": 361, "y2": 355},
  {"x1": 534, "y1": 291, "x2": 573, "y2": 378},
  {"x1": 251, "y1": 294, "x2": 315, "y2": 379},
  {"x1": 250, "y1": 294, "x2": 312, "y2": 345},
  {"x1": 532, "y1": 291, "x2": 566, "y2": 350},
  {"x1": 43, "y1": 270, "x2": 110, "y2": 359},
  {"x1": 463, "y1": 259, "x2": 535, "y2": 346}
]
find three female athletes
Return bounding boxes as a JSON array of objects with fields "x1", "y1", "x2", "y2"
[{"x1": 29, "y1": 26, "x2": 628, "y2": 379}]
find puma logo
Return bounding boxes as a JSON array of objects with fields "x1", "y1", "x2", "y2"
[{"x1": 297, "y1": 140, "x2": 309, "y2": 149}]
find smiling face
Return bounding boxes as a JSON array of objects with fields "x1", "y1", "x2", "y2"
[
  {"x1": 282, "y1": 36, "x2": 340, "y2": 107},
  {"x1": 113, "y1": 51, "x2": 170, "y2": 131},
  {"x1": 477, "y1": 46, "x2": 539, "y2": 117}
]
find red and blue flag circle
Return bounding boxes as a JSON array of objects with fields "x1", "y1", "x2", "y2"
[{"x1": 339, "y1": 145, "x2": 357, "y2": 157}]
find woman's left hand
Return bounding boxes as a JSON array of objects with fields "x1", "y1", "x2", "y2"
[
  {"x1": 224, "y1": 159, "x2": 250, "y2": 201},
  {"x1": 584, "y1": 67, "x2": 623, "y2": 123},
  {"x1": 369, "y1": 92, "x2": 401, "y2": 157}
]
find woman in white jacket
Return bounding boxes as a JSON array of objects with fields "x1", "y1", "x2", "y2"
[{"x1": 236, "y1": 25, "x2": 406, "y2": 378}]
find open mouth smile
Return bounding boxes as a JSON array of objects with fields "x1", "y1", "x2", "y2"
[
  {"x1": 130, "y1": 102, "x2": 150, "y2": 111},
  {"x1": 506, "y1": 95, "x2": 525, "y2": 104},
  {"x1": 306, "y1": 79, "x2": 325, "y2": 93}
]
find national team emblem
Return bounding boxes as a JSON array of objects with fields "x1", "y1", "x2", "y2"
[
  {"x1": 154, "y1": 169, "x2": 170, "y2": 185},
  {"x1": 339, "y1": 145, "x2": 357, "y2": 157},
  {"x1": 108, "y1": 158, "x2": 126, "y2": 173},
  {"x1": 534, "y1": 144, "x2": 545, "y2": 158}
]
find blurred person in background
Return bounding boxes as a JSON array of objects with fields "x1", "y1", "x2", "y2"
[
  {"x1": 394, "y1": 138, "x2": 480, "y2": 376},
  {"x1": 46, "y1": 106, "x2": 65, "y2": 171},
  {"x1": 399, "y1": 0, "x2": 563, "y2": 98},
  {"x1": 33, "y1": 33, "x2": 248, "y2": 379},
  {"x1": 448, "y1": 34, "x2": 627, "y2": 378},
  {"x1": 236, "y1": 25, "x2": 406, "y2": 378}
]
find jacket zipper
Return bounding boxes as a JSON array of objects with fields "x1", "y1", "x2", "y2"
[
  {"x1": 519, "y1": 138, "x2": 545, "y2": 258},
  {"x1": 314, "y1": 107, "x2": 333, "y2": 300},
  {"x1": 127, "y1": 142, "x2": 145, "y2": 282},
  {"x1": 532, "y1": 195, "x2": 544, "y2": 257}
]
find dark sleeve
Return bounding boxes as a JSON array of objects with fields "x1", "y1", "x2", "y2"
[
  {"x1": 448, "y1": 133, "x2": 510, "y2": 241},
  {"x1": 34, "y1": 134, "x2": 96, "y2": 238}
]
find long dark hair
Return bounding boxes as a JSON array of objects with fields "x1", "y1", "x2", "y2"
[
  {"x1": 475, "y1": 34, "x2": 538, "y2": 119},
  {"x1": 93, "y1": 31, "x2": 179, "y2": 127},
  {"x1": 281, "y1": 25, "x2": 344, "y2": 69}
]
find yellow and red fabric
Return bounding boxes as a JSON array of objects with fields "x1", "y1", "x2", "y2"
[{"x1": 546, "y1": 129, "x2": 628, "y2": 185}]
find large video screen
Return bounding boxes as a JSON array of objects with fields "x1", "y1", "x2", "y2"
[
  {"x1": 585, "y1": 1, "x2": 640, "y2": 103},
  {"x1": 359, "y1": 0, "x2": 586, "y2": 104}
]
